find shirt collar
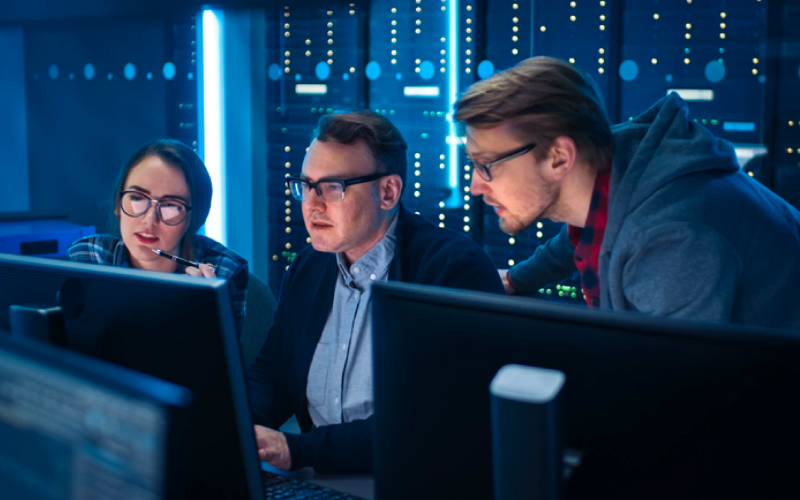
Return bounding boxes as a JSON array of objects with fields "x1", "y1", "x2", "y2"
[{"x1": 336, "y1": 212, "x2": 399, "y2": 285}]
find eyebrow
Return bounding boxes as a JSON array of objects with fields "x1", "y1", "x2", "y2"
[
  {"x1": 298, "y1": 175, "x2": 353, "y2": 183},
  {"x1": 126, "y1": 185, "x2": 190, "y2": 203}
]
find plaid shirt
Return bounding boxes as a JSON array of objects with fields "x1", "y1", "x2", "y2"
[
  {"x1": 568, "y1": 165, "x2": 611, "y2": 308},
  {"x1": 68, "y1": 234, "x2": 248, "y2": 335}
]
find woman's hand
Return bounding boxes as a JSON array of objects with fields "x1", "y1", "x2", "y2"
[{"x1": 185, "y1": 263, "x2": 217, "y2": 279}]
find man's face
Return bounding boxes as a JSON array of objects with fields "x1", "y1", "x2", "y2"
[
  {"x1": 467, "y1": 123, "x2": 561, "y2": 236},
  {"x1": 301, "y1": 139, "x2": 389, "y2": 261}
]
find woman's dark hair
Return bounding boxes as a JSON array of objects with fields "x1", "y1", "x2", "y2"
[{"x1": 110, "y1": 139, "x2": 213, "y2": 260}]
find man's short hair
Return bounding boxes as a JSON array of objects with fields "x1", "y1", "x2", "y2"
[
  {"x1": 454, "y1": 56, "x2": 614, "y2": 171},
  {"x1": 315, "y1": 111, "x2": 408, "y2": 194}
]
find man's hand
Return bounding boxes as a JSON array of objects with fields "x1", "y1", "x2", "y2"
[
  {"x1": 254, "y1": 425, "x2": 291, "y2": 470},
  {"x1": 499, "y1": 269, "x2": 516, "y2": 295}
]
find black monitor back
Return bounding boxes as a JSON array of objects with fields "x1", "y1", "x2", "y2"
[
  {"x1": 371, "y1": 282, "x2": 800, "y2": 500},
  {"x1": 0, "y1": 333, "x2": 192, "y2": 499},
  {"x1": 0, "y1": 254, "x2": 263, "y2": 500}
]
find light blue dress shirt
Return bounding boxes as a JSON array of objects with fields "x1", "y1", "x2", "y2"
[{"x1": 306, "y1": 215, "x2": 399, "y2": 426}]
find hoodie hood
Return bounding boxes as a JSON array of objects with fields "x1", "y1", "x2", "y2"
[{"x1": 603, "y1": 92, "x2": 740, "y2": 249}]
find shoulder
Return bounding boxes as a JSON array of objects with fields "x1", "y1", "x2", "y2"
[
  {"x1": 193, "y1": 235, "x2": 249, "y2": 281},
  {"x1": 67, "y1": 234, "x2": 121, "y2": 265},
  {"x1": 401, "y1": 210, "x2": 488, "y2": 262},
  {"x1": 286, "y1": 243, "x2": 335, "y2": 281},
  {"x1": 398, "y1": 210, "x2": 503, "y2": 292}
]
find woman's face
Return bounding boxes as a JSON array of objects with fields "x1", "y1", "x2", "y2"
[{"x1": 118, "y1": 156, "x2": 192, "y2": 271}]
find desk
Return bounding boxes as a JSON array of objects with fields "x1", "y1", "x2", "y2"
[{"x1": 262, "y1": 462, "x2": 375, "y2": 499}]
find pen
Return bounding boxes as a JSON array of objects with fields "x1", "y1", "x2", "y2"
[{"x1": 151, "y1": 248, "x2": 216, "y2": 273}]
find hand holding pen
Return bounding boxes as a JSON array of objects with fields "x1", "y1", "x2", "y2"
[{"x1": 151, "y1": 248, "x2": 217, "y2": 278}]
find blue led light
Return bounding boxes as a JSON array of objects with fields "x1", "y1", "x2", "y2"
[
  {"x1": 162, "y1": 62, "x2": 176, "y2": 80},
  {"x1": 366, "y1": 61, "x2": 381, "y2": 80},
  {"x1": 315, "y1": 62, "x2": 331, "y2": 81},
  {"x1": 419, "y1": 61, "x2": 435, "y2": 80},
  {"x1": 84, "y1": 63, "x2": 95, "y2": 80},
  {"x1": 268, "y1": 63, "x2": 282, "y2": 81},
  {"x1": 704, "y1": 61, "x2": 725, "y2": 83},
  {"x1": 201, "y1": 9, "x2": 226, "y2": 245},
  {"x1": 396, "y1": 72, "x2": 402, "y2": 80},
  {"x1": 478, "y1": 60, "x2": 495, "y2": 79},
  {"x1": 343, "y1": 73, "x2": 350, "y2": 81},
  {"x1": 619, "y1": 60, "x2": 638, "y2": 81},
  {"x1": 665, "y1": 74, "x2": 673, "y2": 82},
  {"x1": 446, "y1": 0, "x2": 459, "y2": 198},
  {"x1": 124, "y1": 63, "x2": 136, "y2": 80},
  {"x1": 295, "y1": 73, "x2": 302, "y2": 81},
  {"x1": 723, "y1": 122, "x2": 755, "y2": 132},
  {"x1": 48, "y1": 64, "x2": 58, "y2": 79}
]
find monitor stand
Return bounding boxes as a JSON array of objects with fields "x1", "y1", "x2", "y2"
[
  {"x1": 490, "y1": 364, "x2": 566, "y2": 500},
  {"x1": 10, "y1": 304, "x2": 68, "y2": 347}
]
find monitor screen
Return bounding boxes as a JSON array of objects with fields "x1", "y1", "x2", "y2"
[
  {"x1": 0, "y1": 253, "x2": 263, "y2": 500},
  {"x1": 371, "y1": 282, "x2": 800, "y2": 500},
  {"x1": 0, "y1": 333, "x2": 191, "y2": 500}
]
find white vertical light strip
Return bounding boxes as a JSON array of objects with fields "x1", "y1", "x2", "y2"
[
  {"x1": 202, "y1": 9, "x2": 226, "y2": 245},
  {"x1": 447, "y1": 0, "x2": 459, "y2": 195}
]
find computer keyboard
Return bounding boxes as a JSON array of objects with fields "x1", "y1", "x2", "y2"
[{"x1": 262, "y1": 470, "x2": 368, "y2": 499}]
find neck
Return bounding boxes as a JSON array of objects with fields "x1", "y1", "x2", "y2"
[
  {"x1": 553, "y1": 161, "x2": 599, "y2": 228},
  {"x1": 342, "y1": 209, "x2": 397, "y2": 267}
]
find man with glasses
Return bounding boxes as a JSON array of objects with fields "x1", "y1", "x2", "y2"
[
  {"x1": 247, "y1": 111, "x2": 503, "y2": 474},
  {"x1": 455, "y1": 56, "x2": 800, "y2": 329}
]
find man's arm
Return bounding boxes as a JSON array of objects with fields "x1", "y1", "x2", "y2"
[
  {"x1": 507, "y1": 224, "x2": 577, "y2": 294},
  {"x1": 425, "y1": 245, "x2": 505, "y2": 294},
  {"x1": 282, "y1": 417, "x2": 374, "y2": 473},
  {"x1": 619, "y1": 222, "x2": 742, "y2": 321}
]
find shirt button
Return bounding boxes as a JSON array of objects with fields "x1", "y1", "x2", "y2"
[
  {"x1": 353, "y1": 266, "x2": 360, "y2": 274},
  {"x1": 370, "y1": 273, "x2": 377, "y2": 280},
  {"x1": 334, "y1": 397, "x2": 340, "y2": 404},
  {"x1": 342, "y1": 343, "x2": 347, "y2": 350}
]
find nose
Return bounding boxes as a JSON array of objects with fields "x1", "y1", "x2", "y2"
[
  {"x1": 142, "y1": 202, "x2": 160, "y2": 225},
  {"x1": 303, "y1": 187, "x2": 326, "y2": 211},
  {"x1": 470, "y1": 171, "x2": 489, "y2": 197}
]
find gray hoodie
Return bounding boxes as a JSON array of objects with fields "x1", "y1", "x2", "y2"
[{"x1": 508, "y1": 92, "x2": 800, "y2": 330}]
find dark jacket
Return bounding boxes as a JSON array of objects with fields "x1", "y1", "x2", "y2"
[
  {"x1": 509, "y1": 92, "x2": 800, "y2": 329},
  {"x1": 247, "y1": 207, "x2": 504, "y2": 473}
]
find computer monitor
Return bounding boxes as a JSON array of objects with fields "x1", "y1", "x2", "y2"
[
  {"x1": 0, "y1": 331, "x2": 191, "y2": 499},
  {"x1": 371, "y1": 282, "x2": 800, "y2": 500},
  {"x1": 0, "y1": 253, "x2": 264, "y2": 500}
]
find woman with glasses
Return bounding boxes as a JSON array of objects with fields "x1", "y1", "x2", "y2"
[{"x1": 67, "y1": 139, "x2": 249, "y2": 335}]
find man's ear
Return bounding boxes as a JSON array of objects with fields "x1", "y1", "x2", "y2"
[
  {"x1": 546, "y1": 136, "x2": 578, "y2": 182},
  {"x1": 379, "y1": 175, "x2": 403, "y2": 211}
]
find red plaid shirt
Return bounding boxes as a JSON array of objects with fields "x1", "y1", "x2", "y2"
[{"x1": 568, "y1": 165, "x2": 611, "y2": 308}]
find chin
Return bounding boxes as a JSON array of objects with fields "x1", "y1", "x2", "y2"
[{"x1": 498, "y1": 218, "x2": 526, "y2": 236}]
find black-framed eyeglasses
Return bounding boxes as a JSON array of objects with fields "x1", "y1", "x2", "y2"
[
  {"x1": 285, "y1": 172, "x2": 391, "y2": 204},
  {"x1": 120, "y1": 191, "x2": 192, "y2": 226},
  {"x1": 466, "y1": 143, "x2": 537, "y2": 182}
]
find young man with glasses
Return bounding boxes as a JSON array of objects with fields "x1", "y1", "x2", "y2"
[
  {"x1": 247, "y1": 111, "x2": 503, "y2": 474},
  {"x1": 455, "y1": 56, "x2": 800, "y2": 329}
]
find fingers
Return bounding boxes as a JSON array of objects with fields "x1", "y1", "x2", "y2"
[
  {"x1": 185, "y1": 263, "x2": 216, "y2": 278},
  {"x1": 184, "y1": 266, "x2": 202, "y2": 277},
  {"x1": 252, "y1": 425, "x2": 291, "y2": 469},
  {"x1": 499, "y1": 269, "x2": 516, "y2": 295},
  {"x1": 198, "y1": 263, "x2": 217, "y2": 278}
]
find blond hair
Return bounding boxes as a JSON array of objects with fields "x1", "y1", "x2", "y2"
[{"x1": 454, "y1": 56, "x2": 613, "y2": 171}]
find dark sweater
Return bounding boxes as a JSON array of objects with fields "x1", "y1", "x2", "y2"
[{"x1": 247, "y1": 207, "x2": 504, "y2": 473}]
